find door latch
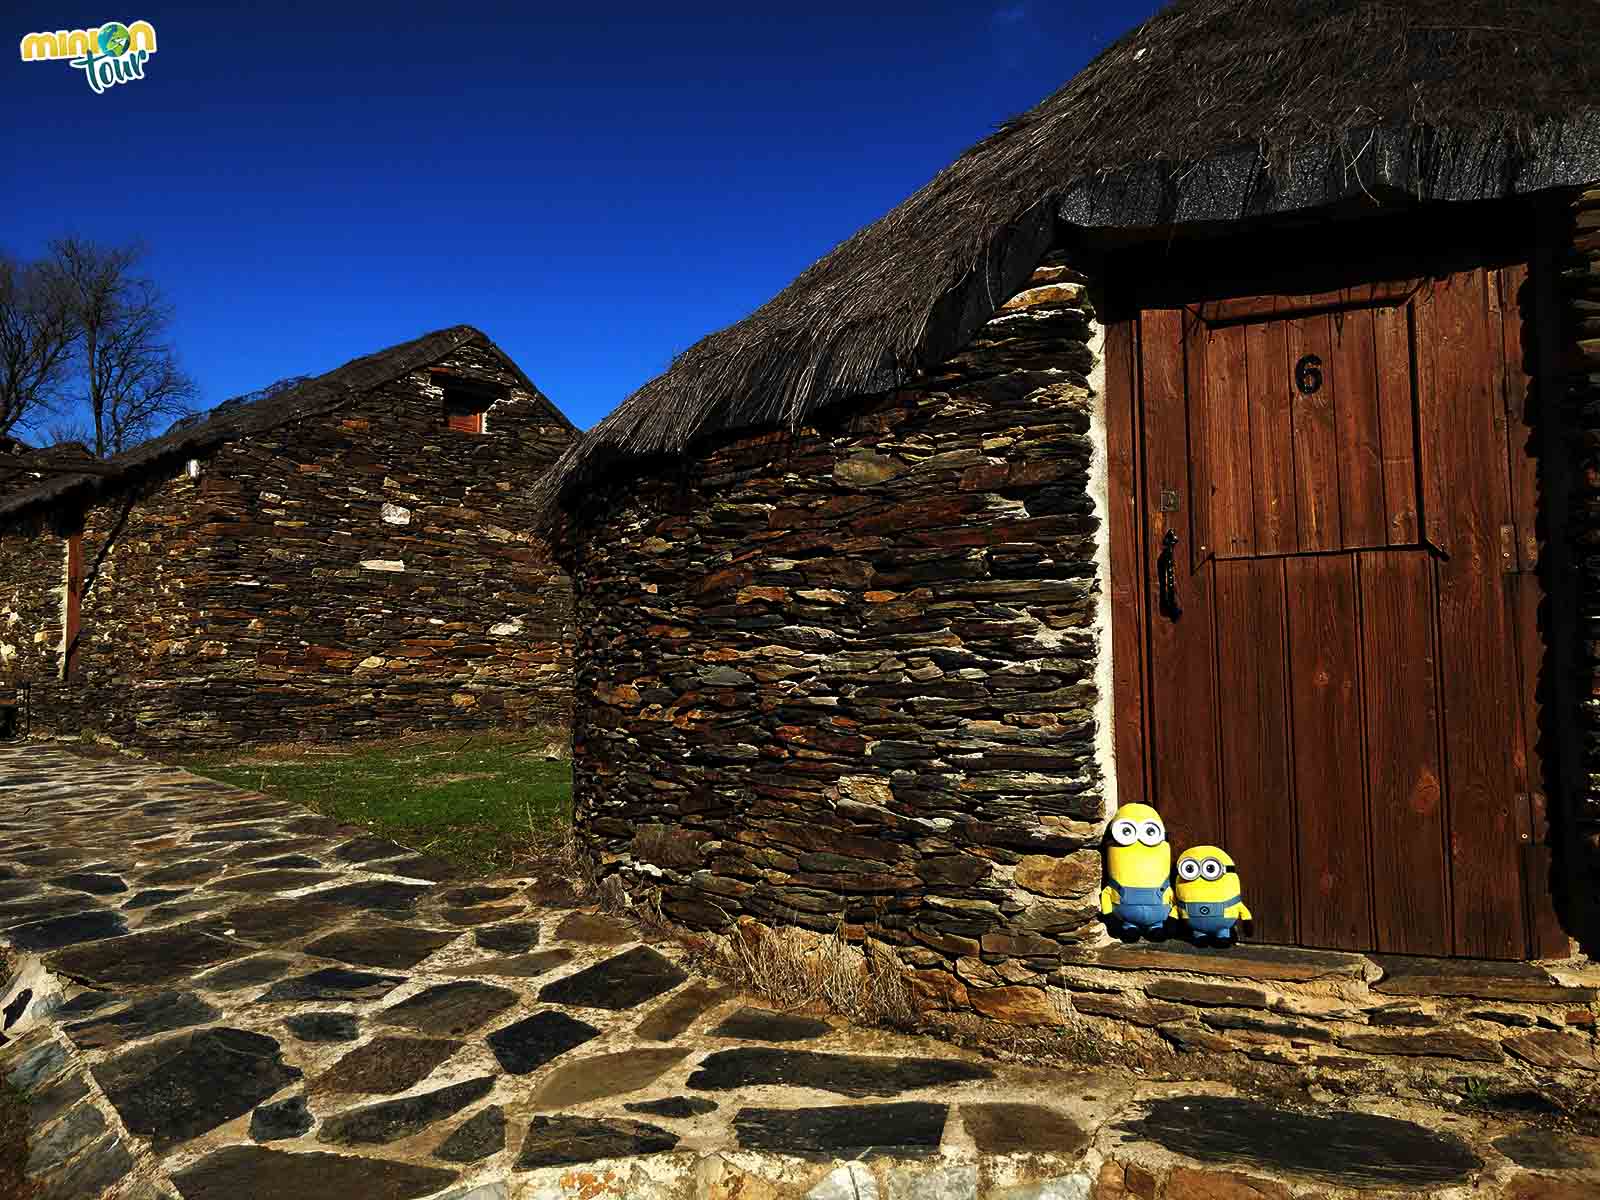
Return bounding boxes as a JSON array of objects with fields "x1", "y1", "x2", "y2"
[{"x1": 1158, "y1": 529, "x2": 1182, "y2": 619}]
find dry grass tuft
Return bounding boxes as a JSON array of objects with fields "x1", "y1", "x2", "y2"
[
  {"x1": 689, "y1": 917, "x2": 917, "y2": 1030},
  {"x1": 573, "y1": 869, "x2": 918, "y2": 1029},
  {"x1": 553, "y1": 829, "x2": 602, "y2": 898}
]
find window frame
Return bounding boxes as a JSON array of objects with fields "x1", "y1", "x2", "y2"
[{"x1": 436, "y1": 374, "x2": 503, "y2": 435}]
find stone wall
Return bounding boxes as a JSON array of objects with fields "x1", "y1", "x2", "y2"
[
  {"x1": 560, "y1": 255, "x2": 1108, "y2": 1020},
  {"x1": 0, "y1": 508, "x2": 71, "y2": 688},
  {"x1": 1048, "y1": 939, "x2": 1597, "y2": 1084},
  {"x1": 0, "y1": 337, "x2": 575, "y2": 747}
]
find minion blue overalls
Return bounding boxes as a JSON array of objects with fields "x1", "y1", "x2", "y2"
[
  {"x1": 1179, "y1": 895, "x2": 1243, "y2": 939},
  {"x1": 1109, "y1": 877, "x2": 1172, "y2": 932}
]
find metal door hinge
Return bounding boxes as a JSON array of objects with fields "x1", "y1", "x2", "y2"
[{"x1": 1500, "y1": 525, "x2": 1518, "y2": 573}]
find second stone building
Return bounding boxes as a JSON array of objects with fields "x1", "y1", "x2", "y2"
[{"x1": 0, "y1": 324, "x2": 576, "y2": 747}]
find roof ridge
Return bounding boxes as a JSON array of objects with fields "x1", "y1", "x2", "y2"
[
  {"x1": 532, "y1": 0, "x2": 1600, "y2": 524},
  {"x1": 0, "y1": 324, "x2": 552, "y2": 519}
]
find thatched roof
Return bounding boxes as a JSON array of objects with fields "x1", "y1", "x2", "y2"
[
  {"x1": 535, "y1": 0, "x2": 1600, "y2": 521},
  {"x1": 0, "y1": 325, "x2": 570, "y2": 521}
]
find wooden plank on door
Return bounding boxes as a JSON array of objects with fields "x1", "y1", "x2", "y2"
[
  {"x1": 1497, "y1": 265, "x2": 1540, "y2": 573},
  {"x1": 1287, "y1": 314, "x2": 1342, "y2": 551},
  {"x1": 1286, "y1": 554, "x2": 1373, "y2": 950},
  {"x1": 1430, "y1": 267, "x2": 1530, "y2": 960},
  {"x1": 1247, "y1": 320, "x2": 1297, "y2": 555},
  {"x1": 1205, "y1": 322, "x2": 1255, "y2": 557},
  {"x1": 1214, "y1": 558, "x2": 1297, "y2": 944},
  {"x1": 1512, "y1": 573, "x2": 1569, "y2": 956},
  {"x1": 1496, "y1": 262, "x2": 1569, "y2": 956},
  {"x1": 1105, "y1": 317, "x2": 1149, "y2": 809},
  {"x1": 1141, "y1": 307, "x2": 1222, "y2": 848},
  {"x1": 1373, "y1": 304, "x2": 1419, "y2": 545},
  {"x1": 1359, "y1": 551, "x2": 1452, "y2": 954},
  {"x1": 1186, "y1": 314, "x2": 1215, "y2": 570},
  {"x1": 1332, "y1": 308, "x2": 1386, "y2": 547},
  {"x1": 1413, "y1": 286, "x2": 1453, "y2": 554},
  {"x1": 1493, "y1": 263, "x2": 1536, "y2": 819},
  {"x1": 64, "y1": 530, "x2": 83, "y2": 680}
]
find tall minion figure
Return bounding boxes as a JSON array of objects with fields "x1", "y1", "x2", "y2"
[
  {"x1": 1099, "y1": 803, "x2": 1172, "y2": 936},
  {"x1": 1172, "y1": 846, "x2": 1252, "y2": 943}
]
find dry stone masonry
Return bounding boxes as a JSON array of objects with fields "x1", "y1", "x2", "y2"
[
  {"x1": 560, "y1": 254, "x2": 1107, "y2": 1021},
  {"x1": 0, "y1": 335, "x2": 575, "y2": 747}
]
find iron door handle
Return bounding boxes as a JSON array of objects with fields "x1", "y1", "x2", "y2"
[{"x1": 1158, "y1": 529, "x2": 1182, "y2": 619}]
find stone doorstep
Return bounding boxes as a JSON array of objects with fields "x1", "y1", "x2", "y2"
[
  {"x1": 1371, "y1": 955, "x2": 1600, "y2": 1006},
  {"x1": 1062, "y1": 941, "x2": 1369, "y2": 983},
  {"x1": 1069, "y1": 942, "x2": 1600, "y2": 1008}
]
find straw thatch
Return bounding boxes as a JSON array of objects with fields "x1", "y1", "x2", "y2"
[
  {"x1": 536, "y1": 0, "x2": 1600, "y2": 520},
  {"x1": 0, "y1": 324, "x2": 568, "y2": 521}
]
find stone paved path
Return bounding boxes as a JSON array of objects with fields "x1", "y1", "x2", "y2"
[{"x1": 2, "y1": 744, "x2": 1598, "y2": 1200}]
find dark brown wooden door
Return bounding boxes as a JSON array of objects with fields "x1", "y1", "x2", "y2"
[
  {"x1": 64, "y1": 530, "x2": 83, "y2": 681},
  {"x1": 1132, "y1": 264, "x2": 1562, "y2": 960}
]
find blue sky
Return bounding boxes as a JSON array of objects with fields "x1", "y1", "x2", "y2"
[{"x1": 5, "y1": 2, "x2": 1161, "y2": 434}]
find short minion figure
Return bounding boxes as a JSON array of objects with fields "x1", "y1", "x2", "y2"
[
  {"x1": 1172, "y1": 846, "x2": 1252, "y2": 943},
  {"x1": 1099, "y1": 803, "x2": 1173, "y2": 936}
]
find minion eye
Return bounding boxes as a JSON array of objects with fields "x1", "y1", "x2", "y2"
[
  {"x1": 1110, "y1": 820, "x2": 1138, "y2": 846},
  {"x1": 1201, "y1": 858, "x2": 1224, "y2": 881},
  {"x1": 1178, "y1": 859, "x2": 1201, "y2": 881},
  {"x1": 1138, "y1": 821, "x2": 1165, "y2": 847}
]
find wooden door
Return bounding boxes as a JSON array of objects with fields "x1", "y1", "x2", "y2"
[
  {"x1": 64, "y1": 529, "x2": 83, "y2": 681},
  {"x1": 1121, "y1": 263, "x2": 1564, "y2": 960}
]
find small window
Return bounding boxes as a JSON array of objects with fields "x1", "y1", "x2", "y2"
[{"x1": 441, "y1": 380, "x2": 499, "y2": 434}]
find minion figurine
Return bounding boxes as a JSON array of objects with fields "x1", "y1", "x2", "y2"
[
  {"x1": 1172, "y1": 845, "x2": 1252, "y2": 943},
  {"x1": 1099, "y1": 803, "x2": 1173, "y2": 936}
]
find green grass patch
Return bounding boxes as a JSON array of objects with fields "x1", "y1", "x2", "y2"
[{"x1": 175, "y1": 731, "x2": 572, "y2": 877}]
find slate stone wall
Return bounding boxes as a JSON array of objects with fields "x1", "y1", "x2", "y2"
[
  {"x1": 0, "y1": 509, "x2": 72, "y2": 689},
  {"x1": 0, "y1": 338, "x2": 575, "y2": 747},
  {"x1": 559, "y1": 255, "x2": 1109, "y2": 1016}
]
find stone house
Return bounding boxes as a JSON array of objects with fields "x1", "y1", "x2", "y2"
[
  {"x1": 0, "y1": 325, "x2": 576, "y2": 747},
  {"x1": 534, "y1": 0, "x2": 1600, "y2": 1074}
]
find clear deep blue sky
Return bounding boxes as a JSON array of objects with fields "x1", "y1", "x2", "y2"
[{"x1": 5, "y1": 2, "x2": 1160, "y2": 434}]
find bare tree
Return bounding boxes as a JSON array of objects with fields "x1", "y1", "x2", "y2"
[
  {"x1": 49, "y1": 238, "x2": 198, "y2": 457},
  {"x1": 40, "y1": 419, "x2": 94, "y2": 450},
  {"x1": 0, "y1": 252, "x2": 77, "y2": 439}
]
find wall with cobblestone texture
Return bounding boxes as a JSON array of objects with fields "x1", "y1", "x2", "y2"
[
  {"x1": 559, "y1": 254, "x2": 1110, "y2": 1017},
  {"x1": 0, "y1": 337, "x2": 575, "y2": 747}
]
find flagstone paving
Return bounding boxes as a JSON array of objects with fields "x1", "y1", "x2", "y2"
[{"x1": 2, "y1": 742, "x2": 1599, "y2": 1200}]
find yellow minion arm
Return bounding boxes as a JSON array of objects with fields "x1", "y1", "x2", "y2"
[
  {"x1": 1228, "y1": 900, "x2": 1253, "y2": 921},
  {"x1": 1099, "y1": 886, "x2": 1116, "y2": 915}
]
